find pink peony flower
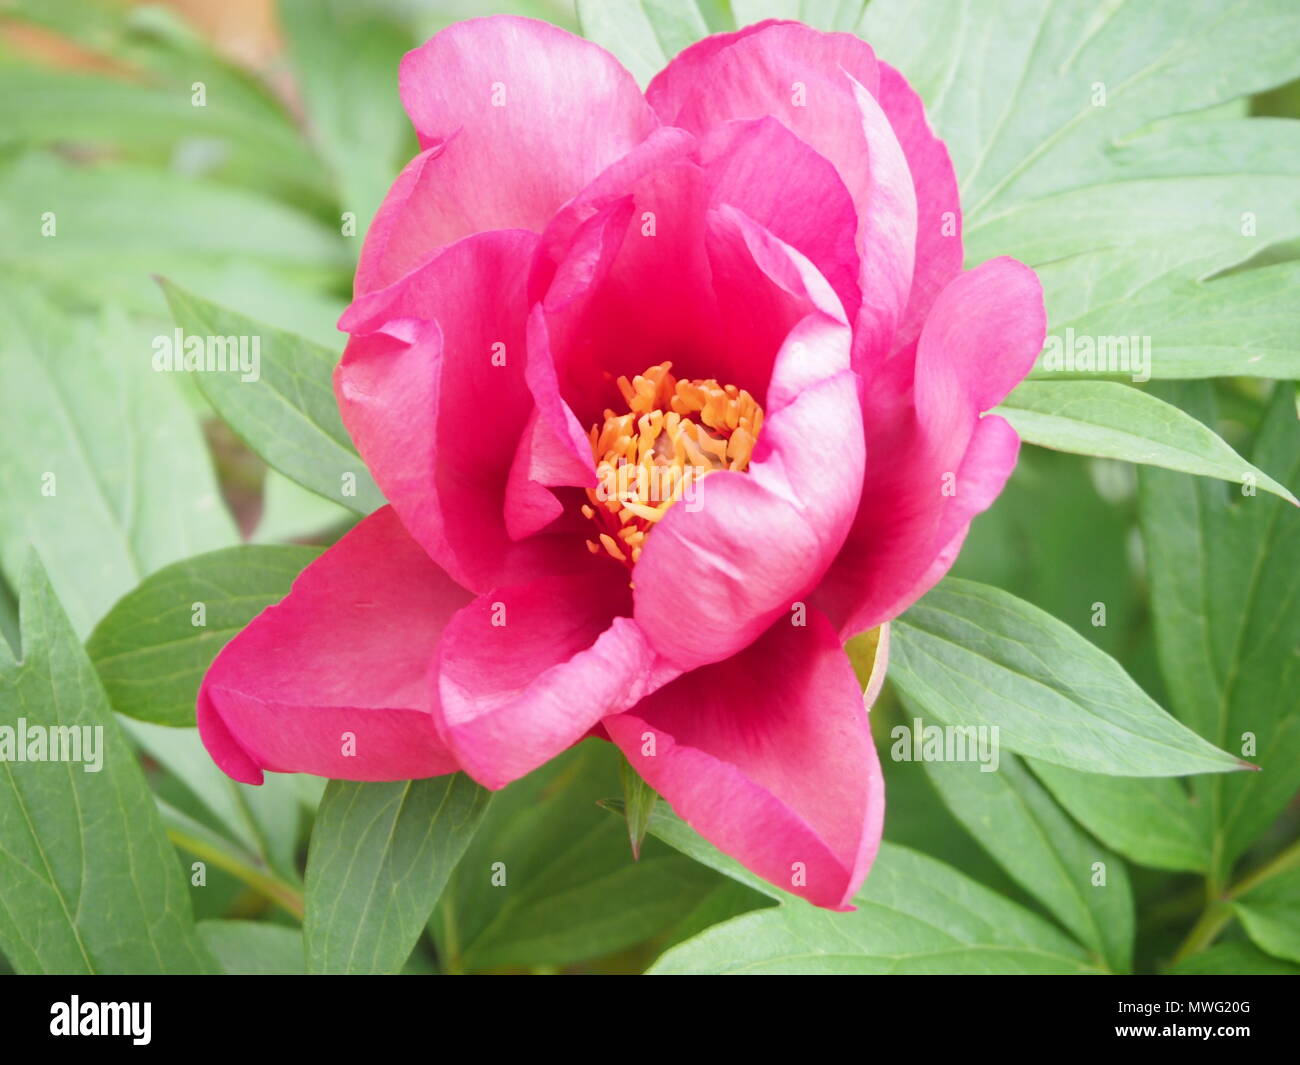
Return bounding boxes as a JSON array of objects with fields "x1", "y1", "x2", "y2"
[{"x1": 198, "y1": 16, "x2": 1045, "y2": 909}]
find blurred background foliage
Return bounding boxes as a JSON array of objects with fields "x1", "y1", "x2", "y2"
[{"x1": 0, "y1": 0, "x2": 1297, "y2": 974}]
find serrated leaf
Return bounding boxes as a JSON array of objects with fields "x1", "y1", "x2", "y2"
[
  {"x1": 161, "y1": 280, "x2": 384, "y2": 515},
  {"x1": 921, "y1": 747, "x2": 1134, "y2": 972},
  {"x1": 86, "y1": 544, "x2": 321, "y2": 727},
  {"x1": 889, "y1": 578, "x2": 1244, "y2": 776},
  {"x1": 304, "y1": 774, "x2": 490, "y2": 974},
  {"x1": 0, "y1": 556, "x2": 215, "y2": 974},
  {"x1": 1139, "y1": 383, "x2": 1300, "y2": 883},
  {"x1": 996, "y1": 381, "x2": 1297, "y2": 504}
]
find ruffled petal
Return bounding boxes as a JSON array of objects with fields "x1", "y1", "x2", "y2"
[
  {"x1": 198, "y1": 507, "x2": 471, "y2": 785},
  {"x1": 338, "y1": 229, "x2": 584, "y2": 592},
  {"x1": 646, "y1": 20, "x2": 915, "y2": 371},
  {"x1": 432, "y1": 571, "x2": 676, "y2": 789},
  {"x1": 698, "y1": 115, "x2": 861, "y2": 323},
  {"x1": 356, "y1": 16, "x2": 657, "y2": 291}
]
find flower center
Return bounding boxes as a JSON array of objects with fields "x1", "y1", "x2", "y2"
[{"x1": 583, "y1": 361, "x2": 764, "y2": 569}]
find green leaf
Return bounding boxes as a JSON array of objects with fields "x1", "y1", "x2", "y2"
[
  {"x1": 646, "y1": 819, "x2": 1098, "y2": 974},
  {"x1": 304, "y1": 774, "x2": 490, "y2": 974},
  {"x1": 161, "y1": 280, "x2": 384, "y2": 514},
  {"x1": 619, "y1": 756, "x2": 659, "y2": 860},
  {"x1": 432, "y1": 741, "x2": 746, "y2": 972},
  {"x1": 577, "y1": 1, "x2": 710, "y2": 85},
  {"x1": 1233, "y1": 865, "x2": 1300, "y2": 964},
  {"x1": 1139, "y1": 383, "x2": 1300, "y2": 881},
  {"x1": 602, "y1": 795, "x2": 781, "y2": 900},
  {"x1": 86, "y1": 544, "x2": 321, "y2": 727},
  {"x1": 889, "y1": 578, "x2": 1245, "y2": 776},
  {"x1": 734, "y1": 0, "x2": 866, "y2": 31},
  {"x1": 995, "y1": 382, "x2": 1298, "y2": 504},
  {"x1": 198, "y1": 920, "x2": 306, "y2": 975},
  {"x1": 950, "y1": 448, "x2": 1140, "y2": 659},
  {"x1": 157, "y1": 798, "x2": 304, "y2": 920},
  {"x1": 0, "y1": 286, "x2": 236, "y2": 638},
  {"x1": 0, "y1": 153, "x2": 348, "y2": 313},
  {"x1": 126, "y1": 720, "x2": 303, "y2": 881},
  {"x1": 0, "y1": 555, "x2": 215, "y2": 973},
  {"x1": 921, "y1": 748, "x2": 1134, "y2": 972},
  {"x1": 1028, "y1": 762, "x2": 1209, "y2": 874},
  {"x1": 255, "y1": 469, "x2": 354, "y2": 544},
  {"x1": 861, "y1": 0, "x2": 1300, "y2": 380},
  {"x1": 0, "y1": 60, "x2": 329, "y2": 209},
  {"x1": 278, "y1": 0, "x2": 416, "y2": 227},
  {"x1": 1166, "y1": 940, "x2": 1300, "y2": 975}
]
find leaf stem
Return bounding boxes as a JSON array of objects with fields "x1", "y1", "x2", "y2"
[
  {"x1": 167, "y1": 827, "x2": 305, "y2": 921},
  {"x1": 1171, "y1": 836, "x2": 1300, "y2": 965}
]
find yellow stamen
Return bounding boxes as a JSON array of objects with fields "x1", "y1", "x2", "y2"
[{"x1": 584, "y1": 361, "x2": 765, "y2": 571}]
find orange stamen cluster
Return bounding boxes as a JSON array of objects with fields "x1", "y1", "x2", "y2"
[{"x1": 583, "y1": 361, "x2": 764, "y2": 568}]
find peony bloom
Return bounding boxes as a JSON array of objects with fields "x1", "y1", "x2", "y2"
[{"x1": 198, "y1": 16, "x2": 1045, "y2": 909}]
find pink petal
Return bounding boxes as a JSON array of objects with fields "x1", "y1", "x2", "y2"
[
  {"x1": 815, "y1": 257, "x2": 1046, "y2": 637},
  {"x1": 198, "y1": 507, "x2": 471, "y2": 785},
  {"x1": 535, "y1": 156, "x2": 720, "y2": 427},
  {"x1": 337, "y1": 229, "x2": 584, "y2": 592},
  {"x1": 698, "y1": 116, "x2": 861, "y2": 323},
  {"x1": 646, "y1": 20, "x2": 916, "y2": 373},
  {"x1": 875, "y1": 61, "x2": 964, "y2": 360},
  {"x1": 631, "y1": 208, "x2": 863, "y2": 671},
  {"x1": 432, "y1": 571, "x2": 677, "y2": 790},
  {"x1": 604, "y1": 609, "x2": 885, "y2": 910},
  {"x1": 356, "y1": 16, "x2": 657, "y2": 292}
]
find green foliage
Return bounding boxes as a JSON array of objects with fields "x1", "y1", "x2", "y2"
[
  {"x1": 304, "y1": 774, "x2": 490, "y2": 974},
  {"x1": 0, "y1": 557, "x2": 214, "y2": 974},
  {"x1": 0, "y1": 0, "x2": 1295, "y2": 977},
  {"x1": 87, "y1": 545, "x2": 322, "y2": 727}
]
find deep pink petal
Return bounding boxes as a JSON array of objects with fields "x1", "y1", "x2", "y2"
[
  {"x1": 815, "y1": 258, "x2": 1045, "y2": 637},
  {"x1": 198, "y1": 507, "x2": 471, "y2": 785},
  {"x1": 356, "y1": 16, "x2": 658, "y2": 292},
  {"x1": 875, "y1": 61, "x2": 964, "y2": 360},
  {"x1": 698, "y1": 115, "x2": 860, "y2": 323},
  {"x1": 646, "y1": 20, "x2": 915, "y2": 372},
  {"x1": 338, "y1": 230, "x2": 584, "y2": 592},
  {"x1": 433, "y1": 571, "x2": 677, "y2": 790},
  {"x1": 604, "y1": 609, "x2": 885, "y2": 910},
  {"x1": 632, "y1": 207, "x2": 863, "y2": 671}
]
